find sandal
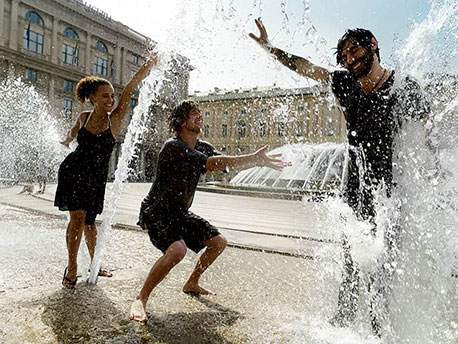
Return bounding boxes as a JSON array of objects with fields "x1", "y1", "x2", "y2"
[
  {"x1": 98, "y1": 267, "x2": 112, "y2": 277},
  {"x1": 87, "y1": 267, "x2": 113, "y2": 278},
  {"x1": 62, "y1": 267, "x2": 78, "y2": 289}
]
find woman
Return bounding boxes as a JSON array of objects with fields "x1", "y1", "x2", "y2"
[{"x1": 55, "y1": 51, "x2": 158, "y2": 289}]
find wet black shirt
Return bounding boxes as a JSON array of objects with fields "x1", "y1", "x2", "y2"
[
  {"x1": 331, "y1": 70, "x2": 430, "y2": 192},
  {"x1": 140, "y1": 136, "x2": 220, "y2": 219}
]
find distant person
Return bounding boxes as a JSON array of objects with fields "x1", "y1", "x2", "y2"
[
  {"x1": 36, "y1": 163, "x2": 47, "y2": 194},
  {"x1": 55, "y1": 51, "x2": 158, "y2": 289},
  {"x1": 129, "y1": 101, "x2": 289, "y2": 322},
  {"x1": 249, "y1": 18, "x2": 429, "y2": 334},
  {"x1": 18, "y1": 179, "x2": 34, "y2": 195}
]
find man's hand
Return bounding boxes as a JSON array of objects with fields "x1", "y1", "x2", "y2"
[
  {"x1": 254, "y1": 146, "x2": 291, "y2": 171},
  {"x1": 248, "y1": 18, "x2": 273, "y2": 50}
]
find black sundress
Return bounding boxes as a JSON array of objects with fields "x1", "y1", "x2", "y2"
[{"x1": 54, "y1": 112, "x2": 116, "y2": 224}]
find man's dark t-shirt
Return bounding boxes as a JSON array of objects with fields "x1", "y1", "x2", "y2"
[
  {"x1": 331, "y1": 70, "x2": 429, "y2": 219},
  {"x1": 139, "y1": 136, "x2": 220, "y2": 221}
]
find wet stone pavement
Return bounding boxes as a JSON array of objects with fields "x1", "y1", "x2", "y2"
[{"x1": 0, "y1": 205, "x2": 340, "y2": 344}]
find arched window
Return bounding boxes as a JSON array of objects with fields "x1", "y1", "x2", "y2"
[
  {"x1": 63, "y1": 27, "x2": 78, "y2": 40},
  {"x1": 96, "y1": 41, "x2": 108, "y2": 52},
  {"x1": 25, "y1": 11, "x2": 43, "y2": 26}
]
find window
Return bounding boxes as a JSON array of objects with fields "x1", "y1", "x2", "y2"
[
  {"x1": 295, "y1": 122, "x2": 303, "y2": 136},
  {"x1": 63, "y1": 27, "x2": 78, "y2": 40},
  {"x1": 96, "y1": 41, "x2": 108, "y2": 52},
  {"x1": 93, "y1": 56, "x2": 108, "y2": 76},
  {"x1": 25, "y1": 11, "x2": 43, "y2": 26},
  {"x1": 277, "y1": 122, "x2": 285, "y2": 136},
  {"x1": 221, "y1": 124, "x2": 227, "y2": 137},
  {"x1": 62, "y1": 99, "x2": 73, "y2": 117},
  {"x1": 259, "y1": 122, "x2": 266, "y2": 137},
  {"x1": 129, "y1": 98, "x2": 138, "y2": 108},
  {"x1": 130, "y1": 69, "x2": 136, "y2": 78},
  {"x1": 25, "y1": 68, "x2": 37, "y2": 82},
  {"x1": 204, "y1": 111, "x2": 210, "y2": 117},
  {"x1": 326, "y1": 117, "x2": 335, "y2": 136},
  {"x1": 63, "y1": 79, "x2": 73, "y2": 92},
  {"x1": 237, "y1": 120, "x2": 246, "y2": 138},
  {"x1": 23, "y1": 29, "x2": 43, "y2": 54},
  {"x1": 132, "y1": 54, "x2": 139, "y2": 65},
  {"x1": 204, "y1": 125, "x2": 210, "y2": 138},
  {"x1": 62, "y1": 43, "x2": 78, "y2": 65}
]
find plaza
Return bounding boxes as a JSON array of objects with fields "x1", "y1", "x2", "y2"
[{"x1": 0, "y1": 184, "x2": 345, "y2": 343}]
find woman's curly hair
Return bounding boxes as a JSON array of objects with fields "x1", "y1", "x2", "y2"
[{"x1": 75, "y1": 76, "x2": 112, "y2": 103}]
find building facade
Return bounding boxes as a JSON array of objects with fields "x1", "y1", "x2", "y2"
[
  {"x1": 0, "y1": 0, "x2": 191, "y2": 180},
  {"x1": 189, "y1": 86, "x2": 346, "y2": 181}
]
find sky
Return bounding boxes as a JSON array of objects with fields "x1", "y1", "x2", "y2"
[{"x1": 84, "y1": 0, "x2": 447, "y2": 93}]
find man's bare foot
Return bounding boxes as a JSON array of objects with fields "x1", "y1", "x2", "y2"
[
  {"x1": 129, "y1": 298, "x2": 148, "y2": 322},
  {"x1": 182, "y1": 283, "x2": 216, "y2": 296}
]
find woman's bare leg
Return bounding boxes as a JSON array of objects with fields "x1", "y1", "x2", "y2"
[{"x1": 64, "y1": 210, "x2": 86, "y2": 287}]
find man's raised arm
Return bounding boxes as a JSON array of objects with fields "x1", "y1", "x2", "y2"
[{"x1": 249, "y1": 18, "x2": 329, "y2": 83}]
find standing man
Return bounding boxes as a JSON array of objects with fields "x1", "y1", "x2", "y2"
[
  {"x1": 249, "y1": 18, "x2": 429, "y2": 334},
  {"x1": 129, "y1": 101, "x2": 288, "y2": 322}
]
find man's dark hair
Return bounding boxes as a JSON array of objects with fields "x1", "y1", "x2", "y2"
[
  {"x1": 335, "y1": 28, "x2": 380, "y2": 66},
  {"x1": 168, "y1": 100, "x2": 199, "y2": 133}
]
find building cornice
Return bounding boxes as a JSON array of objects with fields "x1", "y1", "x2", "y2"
[
  {"x1": 20, "y1": 0, "x2": 155, "y2": 49},
  {"x1": 189, "y1": 86, "x2": 330, "y2": 103}
]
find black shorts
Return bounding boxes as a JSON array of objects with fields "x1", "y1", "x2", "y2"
[{"x1": 140, "y1": 210, "x2": 220, "y2": 253}]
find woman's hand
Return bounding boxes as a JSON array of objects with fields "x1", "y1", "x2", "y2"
[{"x1": 147, "y1": 50, "x2": 158, "y2": 66}]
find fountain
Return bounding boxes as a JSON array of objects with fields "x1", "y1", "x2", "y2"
[{"x1": 230, "y1": 142, "x2": 348, "y2": 192}]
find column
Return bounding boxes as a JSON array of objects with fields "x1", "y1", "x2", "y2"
[
  {"x1": 114, "y1": 44, "x2": 121, "y2": 84},
  {"x1": 0, "y1": 0, "x2": 5, "y2": 45},
  {"x1": 120, "y1": 47, "x2": 126, "y2": 85},
  {"x1": 85, "y1": 31, "x2": 91, "y2": 74},
  {"x1": 9, "y1": 0, "x2": 18, "y2": 50},
  {"x1": 139, "y1": 150, "x2": 145, "y2": 181},
  {"x1": 49, "y1": 74, "x2": 55, "y2": 99},
  {"x1": 50, "y1": 17, "x2": 58, "y2": 64}
]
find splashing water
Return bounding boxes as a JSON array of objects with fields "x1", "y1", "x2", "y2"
[
  {"x1": 309, "y1": 1, "x2": 458, "y2": 342},
  {"x1": 0, "y1": 78, "x2": 65, "y2": 183},
  {"x1": 87, "y1": 51, "x2": 172, "y2": 283},
  {"x1": 1, "y1": 0, "x2": 456, "y2": 341}
]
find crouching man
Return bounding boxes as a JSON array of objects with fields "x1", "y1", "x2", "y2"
[{"x1": 129, "y1": 101, "x2": 289, "y2": 322}]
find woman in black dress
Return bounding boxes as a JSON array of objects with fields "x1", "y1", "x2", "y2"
[{"x1": 56, "y1": 51, "x2": 157, "y2": 289}]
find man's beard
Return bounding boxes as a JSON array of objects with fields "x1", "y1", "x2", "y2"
[{"x1": 349, "y1": 49, "x2": 374, "y2": 78}]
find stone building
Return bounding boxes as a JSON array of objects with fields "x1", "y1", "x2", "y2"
[
  {"x1": 189, "y1": 86, "x2": 345, "y2": 181},
  {"x1": 0, "y1": 0, "x2": 191, "y2": 180}
]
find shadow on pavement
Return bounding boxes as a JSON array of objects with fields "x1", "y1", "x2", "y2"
[
  {"x1": 41, "y1": 284, "x2": 243, "y2": 343},
  {"x1": 144, "y1": 303, "x2": 243, "y2": 344}
]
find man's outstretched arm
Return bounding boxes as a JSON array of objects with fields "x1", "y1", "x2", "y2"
[
  {"x1": 206, "y1": 146, "x2": 290, "y2": 172},
  {"x1": 249, "y1": 18, "x2": 329, "y2": 83}
]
